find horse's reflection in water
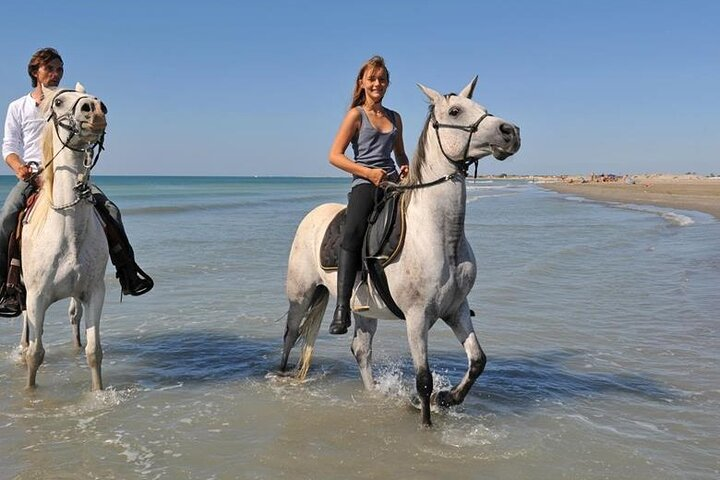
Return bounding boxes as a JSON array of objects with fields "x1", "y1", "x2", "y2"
[{"x1": 280, "y1": 77, "x2": 521, "y2": 426}]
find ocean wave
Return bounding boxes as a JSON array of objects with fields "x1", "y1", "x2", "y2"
[
  {"x1": 467, "y1": 193, "x2": 516, "y2": 204},
  {"x1": 558, "y1": 195, "x2": 696, "y2": 226},
  {"x1": 616, "y1": 203, "x2": 695, "y2": 226}
]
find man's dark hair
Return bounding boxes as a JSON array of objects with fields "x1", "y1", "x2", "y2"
[{"x1": 28, "y1": 48, "x2": 63, "y2": 87}]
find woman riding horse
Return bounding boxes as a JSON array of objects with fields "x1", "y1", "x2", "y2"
[{"x1": 327, "y1": 55, "x2": 409, "y2": 334}]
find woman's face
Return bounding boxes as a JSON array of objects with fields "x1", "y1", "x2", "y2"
[
  {"x1": 359, "y1": 67, "x2": 388, "y2": 104},
  {"x1": 34, "y1": 58, "x2": 64, "y2": 87}
]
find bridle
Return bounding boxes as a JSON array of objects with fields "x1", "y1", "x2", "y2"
[
  {"x1": 430, "y1": 104, "x2": 493, "y2": 173},
  {"x1": 384, "y1": 100, "x2": 493, "y2": 193},
  {"x1": 35, "y1": 90, "x2": 107, "y2": 210}
]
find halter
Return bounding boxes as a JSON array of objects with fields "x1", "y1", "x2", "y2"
[{"x1": 39, "y1": 89, "x2": 107, "y2": 210}]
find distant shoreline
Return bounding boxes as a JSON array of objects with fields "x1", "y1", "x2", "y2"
[{"x1": 532, "y1": 174, "x2": 720, "y2": 220}]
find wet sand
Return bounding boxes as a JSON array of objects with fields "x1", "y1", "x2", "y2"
[{"x1": 540, "y1": 175, "x2": 720, "y2": 219}]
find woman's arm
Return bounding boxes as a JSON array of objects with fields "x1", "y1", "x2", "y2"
[{"x1": 329, "y1": 108, "x2": 386, "y2": 186}]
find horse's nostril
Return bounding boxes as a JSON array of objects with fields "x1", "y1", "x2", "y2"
[
  {"x1": 81, "y1": 103, "x2": 92, "y2": 112},
  {"x1": 499, "y1": 123, "x2": 514, "y2": 135}
]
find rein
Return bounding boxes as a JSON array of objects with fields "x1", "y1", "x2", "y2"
[{"x1": 382, "y1": 105, "x2": 493, "y2": 193}]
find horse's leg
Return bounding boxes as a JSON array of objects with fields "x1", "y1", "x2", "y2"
[
  {"x1": 280, "y1": 298, "x2": 310, "y2": 372},
  {"x1": 24, "y1": 298, "x2": 48, "y2": 389},
  {"x1": 84, "y1": 287, "x2": 105, "y2": 391},
  {"x1": 69, "y1": 297, "x2": 83, "y2": 349},
  {"x1": 351, "y1": 314, "x2": 377, "y2": 390},
  {"x1": 436, "y1": 301, "x2": 486, "y2": 408},
  {"x1": 19, "y1": 313, "x2": 29, "y2": 361},
  {"x1": 406, "y1": 313, "x2": 433, "y2": 427}
]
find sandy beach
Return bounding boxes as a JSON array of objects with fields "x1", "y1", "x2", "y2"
[{"x1": 538, "y1": 174, "x2": 720, "y2": 219}]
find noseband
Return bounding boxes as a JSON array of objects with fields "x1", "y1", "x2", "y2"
[
  {"x1": 36, "y1": 90, "x2": 107, "y2": 210},
  {"x1": 431, "y1": 103, "x2": 493, "y2": 174},
  {"x1": 46, "y1": 89, "x2": 106, "y2": 157},
  {"x1": 383, "y1": 103, "x2": 493, "y2": 194}
]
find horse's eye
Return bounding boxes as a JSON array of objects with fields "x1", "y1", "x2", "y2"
[
  {"x1": 449, "y1": 106, "x2": 461, "y2": 117},
  {"x1": 54, "y1": 98, "x2": 63, "y2": 107},
  {"x1": 100, "y1": 102, "x2": 108, "y2": 114}
]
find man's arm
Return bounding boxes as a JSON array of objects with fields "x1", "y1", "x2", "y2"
[{"x1": 2, "y1": 103, "x2": 33, "y2": 181}]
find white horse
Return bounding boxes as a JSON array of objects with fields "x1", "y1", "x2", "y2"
[
  {"x1": 280, "y1": 78, "x2": 521, "y2": 426},
  {"x1": 20, "y1": 83, "x2": 109, "y2": 390}
]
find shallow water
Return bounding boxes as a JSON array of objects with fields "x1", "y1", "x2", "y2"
[{"x1": 1, "y1": 176, "x2": 718, "y2": 479}]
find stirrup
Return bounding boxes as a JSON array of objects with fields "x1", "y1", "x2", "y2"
[
  {"x1": 117, "y1": 264, "x2": 154, "y2": 296},
  {"x1": 0, "y1": 287, "x2": 23, "y2": 318}
]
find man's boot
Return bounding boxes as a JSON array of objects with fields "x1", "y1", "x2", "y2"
[
  {"x1": 109, "y1": 243, "x2": 154, "y2": 296},
  {"x1": 99, "y1": 207, "x2": 154, "y2": 296},
  {"x1": 329, "y1": 248, "x2": 360, "y2": 335},
  {"x1": 0, "y1": 227, "x2": 24, "y2": 317}
]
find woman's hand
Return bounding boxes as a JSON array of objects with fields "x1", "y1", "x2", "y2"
[
  {"x1": 399, "y1": 165, "x2": 409, "y2": 179},
  {"x1": 366, "y1": 168, "x2": 387, "y2": 187}
]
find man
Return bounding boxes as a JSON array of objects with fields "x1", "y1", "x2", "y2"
[{"x1": 0, "y1": 47, "x2": 153, "y2": 316}]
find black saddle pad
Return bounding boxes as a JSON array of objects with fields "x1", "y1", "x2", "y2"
[
  {"x1": 319, "y1": 194, "x2": 406, "y2": 271},
  {"x1": 320, "y1": 209, "x2": 346, "y2": 270}
]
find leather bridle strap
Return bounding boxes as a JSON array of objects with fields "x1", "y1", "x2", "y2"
[{"x1": 431, "y1": 109, "x2": 493, "y2": 173}]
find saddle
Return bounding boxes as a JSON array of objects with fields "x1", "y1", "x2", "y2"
[
  {"x1": 0, "y1": 192, "x2": 40, "y2": 316},
  {"x1": 319, "y1": 191, "x2": 407, "y2": 319}
]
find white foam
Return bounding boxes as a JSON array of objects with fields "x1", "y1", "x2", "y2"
[
  {"x1": 660, "y1": 211, "x2": 695, "y2": 226},
  {"x1": 559, "y1": 195, "x2": 697, "y2": 226}
]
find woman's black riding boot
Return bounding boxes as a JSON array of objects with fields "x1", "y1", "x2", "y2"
[{"x1": 329, "y1": 248, "x2": 360, "y2": 335}]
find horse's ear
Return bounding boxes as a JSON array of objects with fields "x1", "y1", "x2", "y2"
[
  {"x1": 75, "y1": 82, "x2": 86, "y2": 93},
  {"x1": 417, "y1": 83, "x2": 442, "y2": 104},
  {"x1": 459, "y1": 76, "x2": 478, "y2": 99}
]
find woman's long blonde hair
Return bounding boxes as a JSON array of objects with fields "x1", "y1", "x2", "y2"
[{"x1": 349, "y1": 55, "x2": 390, "y2": 109}]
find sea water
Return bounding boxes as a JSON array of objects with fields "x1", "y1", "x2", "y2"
[{"x1": 0, "y1": 176, "x2": 718, "y2": 479}]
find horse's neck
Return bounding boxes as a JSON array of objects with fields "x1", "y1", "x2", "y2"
[
  {"x1": 47, "y1": 142, "x2": 94, "y2": 233},
  {"x1": 408, "y1": 137, "x2": 467, "y2": 260},
  {"x1": 51, "y1": 147, "x2": 84, "y2": 204}
]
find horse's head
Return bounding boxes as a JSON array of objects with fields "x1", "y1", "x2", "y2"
[
  {"x1": 41, "y1": 83, "x2": 107, "y2": 150},
  {"x1": 418, "y1": 77, "x2": 520, "y2": 164}
]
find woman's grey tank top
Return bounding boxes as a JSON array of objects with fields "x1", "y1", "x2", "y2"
[{"x1": 350, "y1": 106, "x2": 399, "y2": 188}]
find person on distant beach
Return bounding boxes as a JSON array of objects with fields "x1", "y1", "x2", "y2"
[
  {"x1": 326, "y1": 55, "x2": 409, "y2": 335},
  {"x1": 0, "y1": 47, "x2": 153, "y2": 316}
]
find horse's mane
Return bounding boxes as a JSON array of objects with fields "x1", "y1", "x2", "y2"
[
  {"x1": 399, "y1": 106, "x2": 432, "y2": 191},
  {"x1": 25, "y1": 100, "x2": 56, "y2": 235}
]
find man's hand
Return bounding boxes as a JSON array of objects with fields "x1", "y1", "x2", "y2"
[
  {"x1": 399, "y1": 165, "x2": 409, "y2": 179},
  {"x1": 15, "y1": 164, "x2": 33, "y2": 182}
]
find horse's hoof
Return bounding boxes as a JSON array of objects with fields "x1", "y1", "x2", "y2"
[
  {"x1": 265, "y1": 370, "x2": 295, "y2": 380},
  {"x1": 431, "y1": 390, "x2": 454, "y2": 409}
]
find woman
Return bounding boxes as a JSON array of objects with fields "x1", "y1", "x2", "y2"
[{"x1": 327, "y1": 55, "x2": 409, "y2": 335}]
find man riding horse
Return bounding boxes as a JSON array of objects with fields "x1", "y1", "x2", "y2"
[{"x1": 0, "y1": 47, "x2": 153, "y2": 316}]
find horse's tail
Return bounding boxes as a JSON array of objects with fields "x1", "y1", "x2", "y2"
[{"x1": 296, "y1": 285, "x2": 329, "y2": 380}]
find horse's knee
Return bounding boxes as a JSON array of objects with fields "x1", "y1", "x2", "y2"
[
  {"x1": 351, "y1": 338, "x2": 371, "y2": 363},
  {"x1": 470, "y1": 350, "x2": 487, "y2": 378}
]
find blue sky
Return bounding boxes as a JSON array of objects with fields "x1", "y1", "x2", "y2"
[{"x1": 1, "y1": 1, "x2": 717, "y2": 176}]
